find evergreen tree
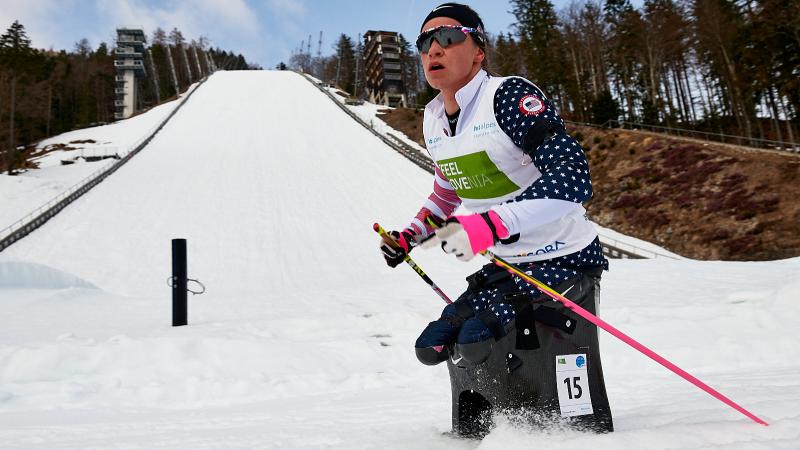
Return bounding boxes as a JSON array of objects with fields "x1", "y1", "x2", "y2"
[
  {"x1": 398, "y1": 34, "x2": 420, "y2": 105},
  {"x1": 95, "y1": 42, "x2": 108, "y2": 57},
  {"x1": 0, "y1": 20, "x2": 34, "y2": 173},
  {"x1": 168, "y1": 28, "x2": 185, "y2": 47},
  {"x1": 510, "y1": 0, "x2": 564, "y2": 102},
  {"x1": 152, "y1": 28, "x2": 167, "y2": 46},
  {"x1": 333, "y1": 34, "x2": 355, "y2": 94},
  {"x1": 604, "y1": 0, "x2": 639, "y2": 121},
  {"x1": 74, "y1": 38, "x2": 91, "y2": 57},
  {"x1": 167, "y1": 28, "x2": 191, "y2": 87},
  {"x1": 692, "y1": 0, "x2": 754, "y2": 136},
  {"x1": 492, "y1": 33, "x2": 522, "y2": 76},
  {"x1": 353, "y1": 35, "x2": 365, "y2": 98},
  {"x1": 591, "y1": 90, "x2": 621, "y2": 125}
]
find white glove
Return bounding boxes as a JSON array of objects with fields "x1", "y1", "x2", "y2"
[{"x1": 435, "y1": 220, "x2": 475, "y2": 261}]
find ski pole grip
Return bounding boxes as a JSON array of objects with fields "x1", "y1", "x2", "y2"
[{"x1": 373, "y1": 223, "x2": 401, "y2": 248}]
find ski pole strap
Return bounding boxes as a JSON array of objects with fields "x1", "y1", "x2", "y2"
[
  {"x1": 374, "y1": 222, "x2": 453, "y2": 304},
  {"x1": 481, "y1": 250, "x2": 769, "y2": 426}
]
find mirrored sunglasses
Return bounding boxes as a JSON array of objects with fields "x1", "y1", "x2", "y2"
[{"x1": 415, "y1": 25, "x2": 484, "y2": 53}]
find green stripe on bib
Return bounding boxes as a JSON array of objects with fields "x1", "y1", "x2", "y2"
[{"x1": 436, "y1": 151, "x2": 520, "y2": 199}]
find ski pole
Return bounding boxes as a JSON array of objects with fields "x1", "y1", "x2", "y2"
[
  {"x1": 482, "y1": 250, "x2": 768, "y2": 426},
  {"x1": 373, "y1": 223, "x2": 452, "y2": 304}
]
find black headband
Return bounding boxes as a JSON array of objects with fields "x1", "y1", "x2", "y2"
[{"x1": 421, "y1": 2, "x2": 485, "y2": 35}]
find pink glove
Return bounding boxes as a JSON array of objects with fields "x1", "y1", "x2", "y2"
[{"x1": 436, "y1": 211, "x2": 509, "y2": 261}]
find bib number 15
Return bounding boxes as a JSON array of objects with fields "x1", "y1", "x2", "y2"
[
  {"x1": 563, "y1": 376, "x2": 583, "y2": 399},
  {"x1": 555, "y1": 354, "x2": 593, "y2": 417}
]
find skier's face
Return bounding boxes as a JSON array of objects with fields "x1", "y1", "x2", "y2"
[{"x1": 419, "y1": 17, "x2": 485, "y2": 94}]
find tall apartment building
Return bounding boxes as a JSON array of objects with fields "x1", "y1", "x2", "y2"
[
  {"x1": 363, "y1": 30, "x2": 406, "y2": 107},
  {"x1": 114, "y1": 28, "x2": 147, "y2": 120}
]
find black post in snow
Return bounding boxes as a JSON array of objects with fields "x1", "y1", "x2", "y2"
[{"x1": 172, "y1": 238, "x2": 188, "y2": 326}]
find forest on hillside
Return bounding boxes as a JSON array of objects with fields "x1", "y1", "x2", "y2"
[
  {"x1": 293, "y1": 0, "x2": 797, "y2": 147},
  {"x1": 0, "y1": 21, "x2": 259, "y2": 174}
]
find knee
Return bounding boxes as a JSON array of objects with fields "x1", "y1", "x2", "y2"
[
  {"x1": 441, "y1": 303, "x2": 458, "y2": 318},
  {"x1": 457, "y1": 317, "x2": 494, "y2": 345}
]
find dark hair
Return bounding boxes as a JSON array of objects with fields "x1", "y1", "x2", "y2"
[{"x1": 477, "y1": 34, "x2": 500, "y2": 76}]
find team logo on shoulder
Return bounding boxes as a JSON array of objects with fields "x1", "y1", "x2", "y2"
[{"x1": 519, "y1": 94, "x2": 546, "y2": 116}]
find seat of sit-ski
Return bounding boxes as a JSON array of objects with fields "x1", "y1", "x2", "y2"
[{"x1": 444, "y1": 274, "x2": 614, "y2": 437}]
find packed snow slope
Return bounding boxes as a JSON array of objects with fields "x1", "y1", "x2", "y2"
[
  {"x1": 0, "y1": 85, "x2": 197, "y2": 233},
  {"x1": 1, "y1": 71, "x2": 799, "y2": 449}
]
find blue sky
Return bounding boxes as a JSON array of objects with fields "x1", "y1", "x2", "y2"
[{"x1": 1, "y1": 1, "x2": 591, "y2": 68}]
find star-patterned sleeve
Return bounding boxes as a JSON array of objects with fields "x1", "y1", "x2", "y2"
[{"x1": 490, "y1": 77, "x2": 593, "y2": 237}]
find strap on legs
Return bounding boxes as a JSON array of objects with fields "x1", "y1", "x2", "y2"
[
  {"x1": 498, "y1": 277, "x2": 584, "y2": 350},
  {"x1": 505, "y1": 292, "x2": 540, "y2": 350}
]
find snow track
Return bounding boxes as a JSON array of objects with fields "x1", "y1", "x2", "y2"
[
  {"x1": 0, "y1": 71, "x2": 798, "y2": 449},
  {"x1": 0, "y1": 82, "x2": 203, "y2": 252}
]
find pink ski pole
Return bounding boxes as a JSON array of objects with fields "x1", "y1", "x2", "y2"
[{"x1": 486, "y1": 251, "x2": 768, "y2": 426}]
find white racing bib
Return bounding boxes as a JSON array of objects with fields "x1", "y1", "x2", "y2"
[
  {"x1": 422, "y1": 74, "x2": 598, "y2": 263},
  {"x1": 555, "y1": 353, "x2": 593, "y2": 417}
]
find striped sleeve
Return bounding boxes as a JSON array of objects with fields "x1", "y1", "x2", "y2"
[{"x1": 407, "y1": 165, "x2": 461, "y2": 237}]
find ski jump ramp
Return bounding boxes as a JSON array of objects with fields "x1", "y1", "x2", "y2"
[{"x1": 0, "y1": 70, "x2": 454, "y2": 296}]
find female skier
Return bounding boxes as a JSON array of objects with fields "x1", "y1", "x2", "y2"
[{"x1": 379, "y1": 3, "x2": 612, "y2": 432}]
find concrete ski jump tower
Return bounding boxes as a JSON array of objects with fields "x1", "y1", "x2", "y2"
[
  {"x1": 114, "y1": 28, "x2": 147, "y2": 120},
  {"x1": 364, "y1": 31, "x2": 407, "y2": 107}
]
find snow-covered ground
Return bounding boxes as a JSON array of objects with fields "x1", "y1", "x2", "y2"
[
  {"x1": 0, "y1": 71, "x2": 798, "y2": 449},
  {"x1": 0, "y1": 84, "x2": 198, "y2": 234},
  {"x1": 312, "y1": 79, "x2": 428, "y2": 154}
]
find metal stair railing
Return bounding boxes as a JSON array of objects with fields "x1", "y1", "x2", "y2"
[
  {"x1": 566, "y1": 119, "x2": 799, "y2": 154},
  {"x1": 0, "y1": 77, "x2": 209, "y2": 253},
  {"x1": 296, "y1": 71, "x2": 437, "y2": 175},
  {"x1": 596, "y1": 232, "x2": 678, "y2": 259}
]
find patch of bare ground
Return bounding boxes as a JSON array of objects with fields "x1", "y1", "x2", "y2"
[
  {"x1": 377, "y1": 108, "x2": 425, "y2": 147},
  {"x1": 573, "y1": 126, "x2": 800, "y2": 261},
  {"x1": 380, "y1": 107, "x2": 800, "y2": 261}
]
